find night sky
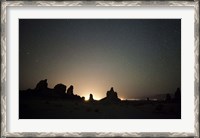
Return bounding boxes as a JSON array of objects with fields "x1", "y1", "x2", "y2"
[{"x1": 19, "y1": 19, "x2": 181, "y2": 100}]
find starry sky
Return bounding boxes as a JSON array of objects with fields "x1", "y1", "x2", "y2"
[{"x1": 19, "y1": 19, "x2": 181, "y2": 100}]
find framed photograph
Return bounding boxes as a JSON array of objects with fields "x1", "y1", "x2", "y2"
[{"x1": 1, "y1": 1, "x2": 199, "y2": 137}]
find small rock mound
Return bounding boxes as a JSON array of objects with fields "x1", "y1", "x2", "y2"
[
  {"x1": 100, "y1": 87, "x2": 121, "y2": 103},
  {"x1": 88, "y1": 94, "x2": 94, "y2": 102},
  {"x1": 54, "y1": 83, "x2": 66, "y2": 94},
  {"x1": 67, "y1": 85, "x2": 74, "y2": 96},
  {"x1": 35, "y1": 79, "x2": 48, "y2": 91},
  {"x1": 106, "y1": 87, "x2": 119, "y2": 100}
]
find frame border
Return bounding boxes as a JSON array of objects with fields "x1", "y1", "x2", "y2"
[{"x1": 1, "y1": 1, "x2": 199, "y2": 137}]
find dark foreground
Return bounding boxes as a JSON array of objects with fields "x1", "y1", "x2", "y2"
[
  {"x1": 19, "y1": 79, "x2": 181, "y2": 119},
  {"x1": 19, "y1": 98, "x2": 181, "y2": 119}
]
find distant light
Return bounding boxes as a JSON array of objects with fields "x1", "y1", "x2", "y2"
[
  {"x1": 126, "y1": 98, "x2": 140, "y2": 101},
  {"x1": 151, "y1": 99, "x2": 158, "y2": 101}
]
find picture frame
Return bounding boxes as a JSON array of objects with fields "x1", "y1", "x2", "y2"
[{"x1": 1, "y1": 0, "x2": 199, "y2": 137}]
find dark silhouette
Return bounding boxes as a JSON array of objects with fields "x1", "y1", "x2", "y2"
[
  {"x1": 81, "y1": 96, "x2": 85, "y2": 101},
  {"x1": 165, "y1": 93, "x2": 171, "y2": 102},
  {"x1": 67, "y1": 85, "x2": 74, "y2": 96},
  {"x1": 174, "y1": 88, "x2": 181, "y2": 102},
  {"x1": 106, "y1": 87, "x2": 120, "y2": 101},
  {"x1": 19, "y1": 79, "x2": 181, "y2": 119},
  {"x1": 88, "y1": 94, "x2": 94, "y2": 102},
  {"x1": 20, "y1": 80, "x2": 83, "y2": 100},
  {"x1": 54, "y1": 83, "x2": 66, "y2": 94},
  {"x1": 100, "y1": 87, "x2": 121, "y2": 103},
  {"x1": 35, "y1": 79, "x2": 48, "y2": 91}
]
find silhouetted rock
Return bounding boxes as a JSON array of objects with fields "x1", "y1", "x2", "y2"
[
  {"x1": 67, "y1": 85, "x2": 74, "y2": 96},
  {"x1": 174, "y1": 88, "x2": 181, "y2": 102},
  {"x1": 165, "y1": 93, "x2": 171, "y2": 102},
  {"x1": 54, "y1": 83, "x2": 66, "y2": 94},
  {"x1": 82, "y1": 96, "x2": 85, "y2": 101},
  {"x1": 20, "y1": 80, "x2": 84, "y2": 102},
  {"x1": 100, "y1": 87, "x2": 121, "y2": 103},
  {"x1": 35, "y1": 79, "x2": 48, "y2": 91},
  {"x1": 147, "y1": 97, "x2": 150, "y2": 101},
  {"x1": 89, "y1": 94, "x2": 94, "y2": 102},
  {"x1": 106, "y1": 87, "x2": 120, "y2": 101}
]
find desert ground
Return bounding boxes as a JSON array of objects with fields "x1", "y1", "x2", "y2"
[{"x1": 19, "y1": 98, "x2": 181, "y2": 119}]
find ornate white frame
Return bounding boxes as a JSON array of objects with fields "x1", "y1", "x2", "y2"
[{"x1": 1, "y1": 1, "x2": 199, "y2": 137}]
